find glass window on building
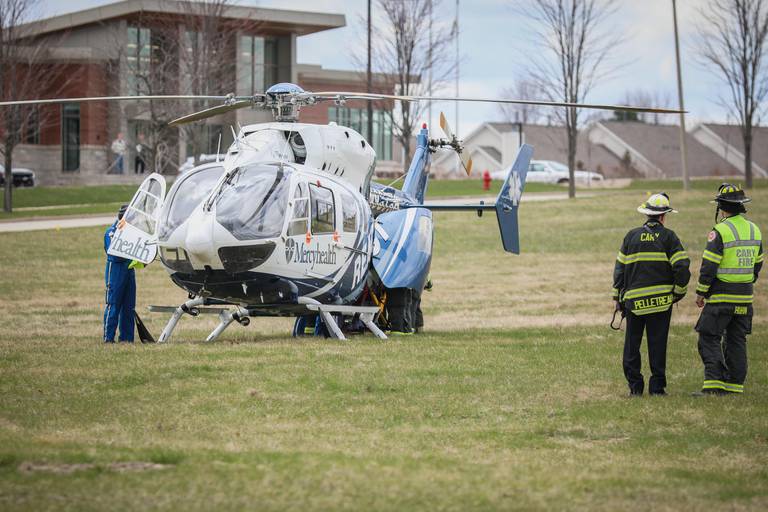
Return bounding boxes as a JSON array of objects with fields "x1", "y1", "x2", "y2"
[
  {"x1": 127, "y1": 26, "x2": 151, "y2": 95},
  {"x1": 238, "y1": 35, "x2": 265, "y2": 96},
  {"x1": 25, "y1": 107, "x2": 40, "y2": 144},
  {"x1": 350, "y1": 109, "x2": 361, "y2": 134},
  {"x1": 263, "y1": 36, "x2": 291, "y2": 88},
  {"x1": 185, "y1": 124, "x2": 224, "y2": 158},
  {"x1": 381, "y1": 111, "x2": 393, "y2": 161},
  {"x1": 327, "y1": 107, "x2": 394, "y2": 161},
  {"x1": 62, "y1": 104, "x2": 80, "y2": 172}
]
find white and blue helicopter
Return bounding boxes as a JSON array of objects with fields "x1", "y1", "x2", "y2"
[{"x1": 1, "y1": 83, "x2": 681, "y2": 342}]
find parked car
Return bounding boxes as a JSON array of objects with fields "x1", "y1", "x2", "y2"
[
  {"x1": 525, "y1": 160, "x2": 603, "y2": 185},
  {"x1": 0, "y1": 164, "x2": 36, "y2": 187}
]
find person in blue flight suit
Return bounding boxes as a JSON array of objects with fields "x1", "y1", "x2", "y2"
[{"x1": 103, "y1": 204, "x2": 136, "y2": 343}]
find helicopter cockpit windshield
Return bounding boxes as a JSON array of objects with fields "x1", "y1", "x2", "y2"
[
  {"x1": 158, "y1": 165, "x2": 225, "y2": 241},
  {"x1": 215, "y1": 164, "x2": 291, "y2": 240}
]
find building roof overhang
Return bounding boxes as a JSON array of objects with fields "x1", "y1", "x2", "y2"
[{"x1": 17, "y1": 0, "x2": 345, "y2": 38}]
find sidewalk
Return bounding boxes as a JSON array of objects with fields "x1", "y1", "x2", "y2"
[{"x1": 0, "y1": 215, "x2": 114, "y2": 233}]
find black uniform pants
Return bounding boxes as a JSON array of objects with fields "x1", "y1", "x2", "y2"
[
  {"x1": 386, "y1": 287, "x2": 413, "y2": 333},
  {"x1": 623, "y1": 307, "x2": 672, "y2": 394},
  {"x1": 135, "y1": 156, "x2": 145, "y2": 174},
  {"x1": 695, "y1": 304, "x2": 752, "y2": 389}
]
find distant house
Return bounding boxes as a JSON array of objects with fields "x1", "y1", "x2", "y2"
[
  {"x1": 432, "y1": 122, "x2": 623, "y2": 178},
  {"x1": 433, "y1": 119, "x2": 761, "y2": 179},
  {"x1": 690, "y1": 123, "x2": 768, "y2": 178},
  {"x1": 590, "y1": 121, "x2": 740, "y2": 178}
]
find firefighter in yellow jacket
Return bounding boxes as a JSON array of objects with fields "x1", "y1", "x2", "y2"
[
  {"x1": 613, "y1": 193, "x2": 691, "y2": 396},
  {"x1": 694, "y1": 184, "x2": 763, "y2": 395}
]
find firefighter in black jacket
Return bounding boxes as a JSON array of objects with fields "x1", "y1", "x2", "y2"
[
  {"x1": 694, "y1": 184, "x2": 763, "y2": 395},
  {"x1": 613, "y1": 193, "x2": 691, "y2": 396}
]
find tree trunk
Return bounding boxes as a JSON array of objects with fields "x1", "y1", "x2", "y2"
[
  {"x1": 567, "y1": 124, "x2": 577, "y2": 199},
  {"x1": 402, "y1": 137, "x2": 411, "y2": 173},
  {"x1": 743, "y1": 128, "x2": 753, "y2": 189},
  {"x1": 3, "y1": 149, "x2": 13, "y2": 213}
]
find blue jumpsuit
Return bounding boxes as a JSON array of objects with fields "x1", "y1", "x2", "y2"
[{"x1": 103, "y1": 222, "x2": 136, "y2": 342}]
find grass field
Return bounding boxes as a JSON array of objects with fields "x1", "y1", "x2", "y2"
[
  {"x1": 0, "y1": 189, "x2": 766, "y2": 510},
  {"x1": 0, "y1": 185, "x2": 138, "y2": 220}
]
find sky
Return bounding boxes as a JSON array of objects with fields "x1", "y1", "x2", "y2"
[{"x1": 35, "y1": 0, "x2": 731, "y2": 137}]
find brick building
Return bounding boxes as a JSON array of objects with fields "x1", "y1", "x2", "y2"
[{"x1": 7, "y1": 0, "x2": 401, "y2": 186}]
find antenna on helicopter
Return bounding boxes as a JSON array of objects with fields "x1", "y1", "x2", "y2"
[{"x1": 230, "y1": 125, "x2": 240, "y2": 152}]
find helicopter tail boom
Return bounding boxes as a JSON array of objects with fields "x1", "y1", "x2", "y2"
[
  {"x1": 400, "y1": 125, "x2": 432, "y2": 203},
  {"x1": 407, "y1": 144, "x2": 533, "y2": 254}
]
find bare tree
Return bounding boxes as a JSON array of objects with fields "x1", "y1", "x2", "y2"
[
  {"x1": 176, "y1": 0, "x2": 242, "y2": 166},
  {"x1": 367, "y1": 0, "x2": 456, "y2": 168},
  {"x1": 0, "y1": 0, "x2": 71, "y2": 212},
  {"x1": 616, "y1": 89, "x2": 674, "y2": 124},
  {"x1": 106, "y1": 0, "x2": 246, "y2": 173},
  {"x1": 521, "y1": 0, "x2": 621, "y2": 198},
  {"x1": 105, "y1": 9, "x2": 182, "y2": 174},
  {"x1": 498, "y1": 79, "x2": 543, "y2": 125},
  {"x1": 698, "y1": 0, "x2": 768, "y2": 189}
]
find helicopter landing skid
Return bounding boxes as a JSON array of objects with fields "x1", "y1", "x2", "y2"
[
  {"x1": 299, "y1": 298, "x2": 387, "y2": 341},
  {"x1": 149, "y1": 298, "x2": 249, "y2": 343},
  {"x1": 149, "y1": 298, "x2": 386, "y2": 343}
]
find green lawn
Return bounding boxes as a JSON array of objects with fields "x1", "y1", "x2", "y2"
[
  {"x1": 622, "y1": 177, "x2": 768, "y2": 192},
  {"x1": 375, "y1": 178, "x2": 565, "y2": 196},
  {"x1": 0, "y1": 188, "x2": 766, "y2": 510},
  {"x1": 1, "y1": 184, "x2": 137, "y2": 208},
  {"x1": 0, "y1": 185, "x2": 138, "y2": 220}
]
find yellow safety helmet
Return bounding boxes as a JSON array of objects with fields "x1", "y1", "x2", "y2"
[
  {"x1": 713, "y1": 182, "x2": 751, "y2": 204},
  {"x1": 637, "y1": 192, "x2": 677, "y2": 216}
]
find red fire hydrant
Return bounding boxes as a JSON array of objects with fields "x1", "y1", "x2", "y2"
[{"x1": 482, "y1": 169, "x2": 491, "y2": 191}]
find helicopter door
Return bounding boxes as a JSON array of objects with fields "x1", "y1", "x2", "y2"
[
  {"x1": 303, "y1": 182, "x2": 337, "y2": 271},
  {"x1": 107, "y1": 173, "x2": 167, "y2": 264},
  {"x1": 287, "y1": 181, "x2": 310, "y2": 240}
]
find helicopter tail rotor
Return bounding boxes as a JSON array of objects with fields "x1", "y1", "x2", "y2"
[{"x1": 434, "y1": 111, "x2": 473, "y2": 176}]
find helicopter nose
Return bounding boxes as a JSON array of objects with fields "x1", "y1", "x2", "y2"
[{"x1": 184, "y1": 209, "x2": 218, "y2": 266}]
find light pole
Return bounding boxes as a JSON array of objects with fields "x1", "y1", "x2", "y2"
[
  {"x1": 455, "y1": 0, "x2": 459, "y2": 133},
  {"x1": 428, "y1": 0, "x2": 433, "y2": 132},
  {"x1": 367, "y1": 0, "x2": 373, "y2": 145},
  {"x1": 672, "y1": 0, "x2": 689, "y2": 190}
]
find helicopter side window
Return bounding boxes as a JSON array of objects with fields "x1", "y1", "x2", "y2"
[
  {"x1": 341, "y1": 190, "x2": 358, "y2": 232},
  {"x1": 309, "y1": 183, "x2": 335, "y2": 234},
  {"x1": 288, "y1": 182, "x2": 310, "y2": 236}
]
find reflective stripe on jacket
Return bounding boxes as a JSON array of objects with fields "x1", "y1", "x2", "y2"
[
  {"x1": 613, "y1": 220, "x2": 691, "y2": 315},
  {"x1": 697, "y1": 215, "x2": 763, "y2": 305}
]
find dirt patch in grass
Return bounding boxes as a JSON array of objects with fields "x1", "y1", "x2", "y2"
[{"x1": 18, "y1": 461, "x2": 173, "y2": 474}]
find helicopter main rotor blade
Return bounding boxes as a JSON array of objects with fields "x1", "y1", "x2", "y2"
[
  {"x1": 0, "y1": 95, "x2": 232, "y2": 107},
  {"x1": 168, "y1": 100, "x2": 254, "y2": 126},
  {"x1": 311, "y1": 91, "x2": 686, "y2": 114}
]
